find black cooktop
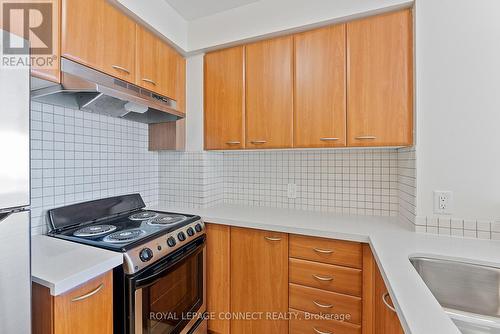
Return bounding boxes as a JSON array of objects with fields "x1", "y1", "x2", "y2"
[{"x1": 47, "y1": 195, "x2": 200, "y2": 252}]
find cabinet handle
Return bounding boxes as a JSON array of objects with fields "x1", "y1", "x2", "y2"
[
  {"x1": 71, "y1": 283, "x2": 104, "y2": 302},
  {"x1": 313, "y1": 247, "x2": 334, "y2": 254},
  {"x1": 313, "y1": 327, "x2": 332, "y2": 334},
  {"x1": 264, "y1": 236, "x2": 282, "y2": 242},
  {"x1": 320, "y1": 138, "x2": 339, "y2": 141},
  {"x1": 312, "y1": 274, "x2": 334, "y2": 282},
  {"x1": 354, "y1": 136, "x2": 376, "y2": 140},
  {"x1": 112, "y1": 65, "x2": 130, "y2": 74},
  {"x1": 382, "y1": 292, "x2": 397, "y2": 313},
  {"x1": 250, "y1": 140, "x2": 267, "y2": 145},
  {"x1": 226, "y1": 141, "x2": 241, "y2": 145},
  {"x1": 142, "y1": 78, "x2": 156, "y2": 86},
  {"x1": 313, "y1": 300, "x2": 333, "y2": 309}
]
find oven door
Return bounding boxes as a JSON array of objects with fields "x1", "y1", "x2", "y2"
[{"x1": 126, "y1": 236, "x2": 206, "y2": 334}]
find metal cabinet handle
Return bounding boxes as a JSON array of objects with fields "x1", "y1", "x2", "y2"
[
  {"x1": 355, "y1": 136, "x2": 376, "y2": 140},
  {"x1": 71, "y1": 283, "x2": 104, "y2": 302},
  {"x1": 142, "y1": 78, "x2": 156, "y2": 86},
  {"x1": 112, "y1": 65, "x2": 130, "y2": 74},
  {"x1": 250, "y1": 140, "x2": 267, "y2": 144},
  {"x1": 313, "y1": 327, "x2": 332, "y2": 334},
  {"x1": 313, "y1": 248, "x2": 334, "y2": 254},
  {"x1": 320, "y1": 138, "x2": 339, "y2": 141},
  {"x1": 264, "y1": 236, "x2": 282, "y2": 242},
  {"x1": 226, "y1": 141, "x2": 241, "y2": 145},
  {"x1": 382, "y1": 292, "x2": 397, "y2": 313},
  {"x1": 313, "y1": 300, "x2": 333, "y2": 309},
  {"x1": 312, "y1": 274, "x2": 334, "y2": 282}
]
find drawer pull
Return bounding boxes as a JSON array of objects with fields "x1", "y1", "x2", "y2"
[
  {"x1": 320, "y1": 137, "x2": 339, "y2": 141},
  {"x1": 142, "y1": 78, "x2": 157, "y2": 86},
  {"x1": 111, "y1": 65, "x2": 130, "y2": 74},
  {"x1": 313, "y1": 300, "x2": 333, "y2": 309},
  {"x1": 382, "y1": 292, "x2": 397, "y2": 313},
  {"x1": 313, "y1": 327, "x2": 332, "y2": 334},
  {"x1": 71, "y1": 283, "x2": 104, "y2": 302},
  {"x1": 250, "y1": 140, "x2": 267, "y2": 144},
  {"x1": 313, "y1": 247, "x2": 334, "y2": 254},
  {"x1": 264, "y1": 236, "x2": 282, "y2": 242},
  {"x1": 312, "y1": 274, "x2": 334, "y2": 282},
  {"x1": 226, "y1": 141, "x2": 241, "y2": 145},
  {"x1": 354, "y1": 136, "x2": 376, "y2": 140}
]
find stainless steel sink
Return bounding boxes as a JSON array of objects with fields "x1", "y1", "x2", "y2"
[{"x1": 410, "y1": 257, "x2": 500, "y2": 334}]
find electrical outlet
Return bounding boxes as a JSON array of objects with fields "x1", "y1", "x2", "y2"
[
  {"x1": 434, "y1": 191, "x2": 453, "y2": 215},
  {"x1": 287, "y1": 183, "x2": 297, "y2": 199}
]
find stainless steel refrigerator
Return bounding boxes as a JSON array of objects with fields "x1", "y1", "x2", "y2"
[{"x1": 0, "y1": 29, "x2": 31, "y2": 333}]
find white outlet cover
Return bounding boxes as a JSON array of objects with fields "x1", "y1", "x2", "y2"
[{"x1": 433, "y1": 191, "x2": 453, "y2": 215}]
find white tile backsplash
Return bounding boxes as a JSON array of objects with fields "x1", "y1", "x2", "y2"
[{"x1": 30, "y1": 102, "x2": 159, "y2": 235}]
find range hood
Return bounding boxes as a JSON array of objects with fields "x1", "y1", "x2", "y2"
[{"x1": 31, "y1": 58, "x2": 183, "y2": 124}]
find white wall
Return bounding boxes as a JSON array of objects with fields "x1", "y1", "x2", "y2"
[
  {"x1": 114, "y1": 0, "x2": 188, "y2": 52},
  {"x1": 415, "y1": 0, "x2": 500, "y2": 220},
  {"x1": 188, "y1": 0, "x2": 412, "y2": 51},
  {"x1": 185, "y1": 54, "x2": 204, "y2": 151}
]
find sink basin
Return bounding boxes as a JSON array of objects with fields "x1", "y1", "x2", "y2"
[{"x1": 410, "y1": 257, "x2": 500, "y2": 334}]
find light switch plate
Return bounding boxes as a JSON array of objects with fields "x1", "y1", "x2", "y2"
[{"x1": 434, "y1": 191, "x2": 453, "y2": 215}]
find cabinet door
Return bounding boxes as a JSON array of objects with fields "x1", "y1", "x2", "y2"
[
  {"x1": 375, "y1": 266, "x2": 404, "y2": 334},
  {"x1": 158, "y1": 41, "x2": 179, "y2": 100},
  {"x1": 294, "y1": 25, "x2": 346, "y2": 148},
  {"x1": 62, "y1": 0, "x2": 104, "y2": 68},
  {"x1": 101, "y1": 1, "x2": 136, "y2": 81},
  {"x1": 136, "y1": 25, "x2": 161, "y2": 93},
  {"x1": 204, "y1": 47, "x2": 245, "y2": 150},
  {"x1": 231, "y1": 227, "x2": 289, "y2": 333},
  {"x1": 246, "y1": 36, "x2": 293, "y2": 149},
  {"x1": 206, "y1": 224, "x2": 231, "y2": 334},
  {"x1": 347, "y1": 9, "x2": 413, "y2": 147},
  {"x1": 54, "y1": 271, "x2": 113, "y2": 334}
]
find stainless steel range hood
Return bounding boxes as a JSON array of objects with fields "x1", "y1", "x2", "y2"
[{"x1": 31, "y1": 58, "x2": 183, "y2": 124}]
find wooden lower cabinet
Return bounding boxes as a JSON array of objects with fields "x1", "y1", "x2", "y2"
[
  {"x1": 290, "y1": 309, "x2": 361, "y2": 334},
  {"x1": 374, "y1": 266, "x2": 404, "y2": 334},
  {"x1": 32, "y1": 271, "x2": 113, "y2": 334}
]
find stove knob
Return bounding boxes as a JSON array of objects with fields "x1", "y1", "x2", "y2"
[
  {"x1": 186, "y1": 227, "x2": 195, "y2": 237},
  {"x1": 177, "y1": 232, "x2": 186, "y2": 241},
  {"x1": 139, "y1": 248, "x2": 153, "y2": 262},
  {"x1": 195, "y1": 223, "x2": 203, "y2": 233},
  {"x1": 167, "y1": 237, "x2": 176, "y2": 247}
]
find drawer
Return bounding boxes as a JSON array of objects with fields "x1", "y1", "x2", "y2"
[
  {"x1": 289, "y1": 283, "x2": 361, "y2": 325},
  {"x1": 289, "y1": 258, "x2": 362, "y2": 297},
  {"x1": 290, "y1": 235, "x2": 362, "y2": 268},
  {"x1": 290, "y1": 309, "x2": 361, "y2": 334}
]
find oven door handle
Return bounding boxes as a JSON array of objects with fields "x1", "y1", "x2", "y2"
[{"x1": 134, "y1": 240, "x2": 205, "y2": 289}]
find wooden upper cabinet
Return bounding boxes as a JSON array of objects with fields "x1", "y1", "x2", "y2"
[
  {"x1": 246, "y1": 36, "x2": 293, "y2": 149},
  {"x1": 294, "y1": 25, "x2": 347, "y2": 148},
  {"x1": 231, "y1": 227, "x2": 289, "y2": 333},
  {"x1": 158, "y1": 42, "x2": 179, "y2": 100},
  {"x1": 62, "y1": 0, "x2": 135, "y2": 82},
  {"x1": 347, "y1": 9, "x2": 413, "y2": 147},
  {"x1": 204, "y1": 47, "x2": 245, "y2": 150},
  {"x1": 135, "y1": 25, "x2": 161, "y2": 93}
]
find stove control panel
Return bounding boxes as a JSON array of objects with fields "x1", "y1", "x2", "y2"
[{"x1": 123, "y1": 220, "x2": 205, "y2": 274}]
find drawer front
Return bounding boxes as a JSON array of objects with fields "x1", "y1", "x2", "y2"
[
  {"x1": 290, "y1": 235, "x2": 362, "y2": 268},
  {"x1": 289, "y1": 283, "x2": 361, "y2": 325},
  {"x1": 289, "y1": 258, "x2": 362, "y2": 297},
  {"x1": 290, "y1": 309, "x2": 361, "y2": 334}
]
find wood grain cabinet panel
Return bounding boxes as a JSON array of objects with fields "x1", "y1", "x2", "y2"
[
  {"x1": 246, "y1": 36, "x2": 293, "y2": 149},
  {"x1": 290, "y1": 309, "x2": 361, "y2": 334},
  {"x1": 206, "y1": 223, "x2": 231, "y2": 334},
  {"x1": 231, "y1": 227, "x2": 289, "y2": 333},
  {"x1": 135, "y1": 25, "x2": 161, "y2": 94},
  {"x1": 374, "y1": 265, "x2": 404, "y2": 334},
  {"x1": 294, "y1": 25, "x2": 347, "y2": 148},
  {"x1": 62, "y1": 0, "x2": 135, "y2": 81},
  {"x1": 204, "y1": 47, "x2": 245, "y2": 150},
  {"x1": 32, "y1": 271, "x2": 113, "y2": 334},
  {"x1": 347, "y1": 9, "x2": 413, "y2": 147}
]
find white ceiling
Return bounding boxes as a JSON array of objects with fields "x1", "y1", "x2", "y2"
[{"x1": 165, "y1": 0, "x2": 260, "y2": 20}]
